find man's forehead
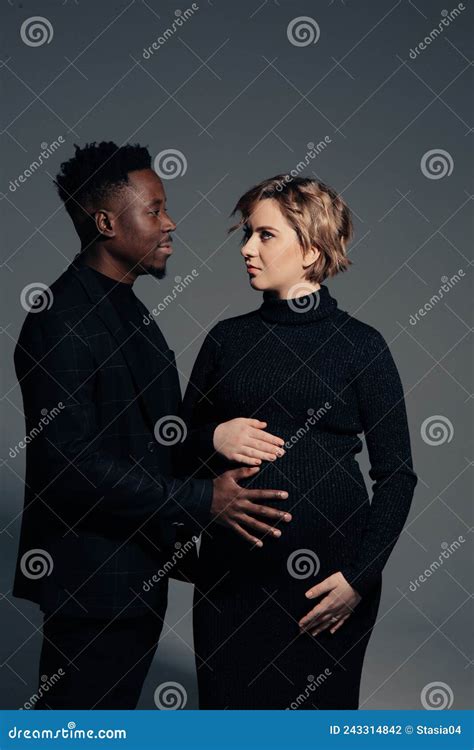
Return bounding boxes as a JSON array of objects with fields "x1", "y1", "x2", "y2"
[{"x1": 126, "y1": 168, "x2": 166, "y2": 203}]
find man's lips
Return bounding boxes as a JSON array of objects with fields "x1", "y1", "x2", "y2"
[{"x1": 156, "y1": 241, "x2": 173, "y2": 254}]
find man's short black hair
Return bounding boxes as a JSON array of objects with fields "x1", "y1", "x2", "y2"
[{"x1": 55, "y1": 141, "x2": 152, "y2": 221}]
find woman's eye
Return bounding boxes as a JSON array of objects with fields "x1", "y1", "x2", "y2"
[
  {"x1": 260, "y1": 230, "x2": 273, "y2": 240},
  {"x1": 241, "y1": 232, "x2": 251, "y2": 245}
]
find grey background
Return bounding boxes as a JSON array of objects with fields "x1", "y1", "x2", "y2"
[{"x1": 1, "y1": 0, "x2": 472, "y2": 710}]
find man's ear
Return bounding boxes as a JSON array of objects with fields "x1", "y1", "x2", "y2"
[
  {"x1": 302, "y1": 246, "x2": 320, "y2": 269},
  {"x1": 94, "y1": 209, "x2": 115, "y2": 238}
]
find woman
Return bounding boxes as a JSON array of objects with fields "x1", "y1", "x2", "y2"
[{"x1": 180, "y1": 175, "x2": 418, "y2": 709}]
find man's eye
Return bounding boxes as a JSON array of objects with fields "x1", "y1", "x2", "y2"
[{"x1": 149, "y1": 210, "x2": 160, "y2": 216}]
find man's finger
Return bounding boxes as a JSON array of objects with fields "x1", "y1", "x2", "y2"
[
  {"x1": 236, "y1": 513, "x2": 282, "y2": 538},
  {"x1": 229, "y1": 521, "x2": 264, "y2": 548},
  {"x1": 245, "y1": 488, "x2": 289, "y2": 501},
  {"x1": 241, "y1": 501, "x2": 292, "y2": 522}
]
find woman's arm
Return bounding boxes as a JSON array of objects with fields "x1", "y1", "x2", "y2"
[{"x1": 339, "y1": 328, "x2": 418, "y2": 597}]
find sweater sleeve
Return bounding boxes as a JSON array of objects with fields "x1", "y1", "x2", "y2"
[
  {"x1": 178, "y1": 325, "x2": 223, "y2": 477},
  {"x1": 339, "y1": 329, "x2": 418, "y2": 598}
]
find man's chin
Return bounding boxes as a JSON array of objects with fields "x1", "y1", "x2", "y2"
[{"x1": 144, "y1": 263, "x2": 166, "y2": 280}]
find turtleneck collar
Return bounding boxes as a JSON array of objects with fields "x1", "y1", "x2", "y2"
[{"x1": 259, "y1": 284, "x2": 338, "y2": 325}]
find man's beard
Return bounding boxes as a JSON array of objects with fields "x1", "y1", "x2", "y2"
[{"x1": 145, "y1": 264, "x2": 166, "y2": 280}]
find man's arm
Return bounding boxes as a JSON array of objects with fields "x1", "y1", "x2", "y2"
[{"x1": 15, "y1": 310, "x2": 212, "y2": 535}]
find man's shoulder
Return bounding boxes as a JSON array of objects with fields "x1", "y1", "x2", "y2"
[{"x1": 17, "y1": 261, "x2": 100, "y2": 346}]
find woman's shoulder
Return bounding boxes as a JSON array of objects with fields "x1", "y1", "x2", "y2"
[
  {"x1": 336, "y1": 309, "x2": 386, "y2": 343},
  {"x1": 205, "y1": 309, "x2": 261, "y2": 341},
  {"x1": 332, "y1": 310, "x2": 391, "y2": 369}
]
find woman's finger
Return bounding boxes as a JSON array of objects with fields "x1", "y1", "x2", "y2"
[
  {"x1": 239, "y1": 445, "x2": 281, "y2": 461},
  {"x1": 310, "y1": 613, "x2": 342, "y2": 636},
  {"x1": 248, "y1": 428, "x2": 285, "y2": 448},
  {"x1": 306, "y1": 613, "x2": 335, "y2": 634},
  {"x1": 298, "y1": 601, "x2": 329, "y2": 629},
  {"x1": 233, "y1": 453, "x2": 262, "y2": 466},
  {"x1": 329, "y1": 614, "x2": 350, "y2": 634},
  {"x1": 246, "y1": 438, "x2": 285, "y2": 458}
]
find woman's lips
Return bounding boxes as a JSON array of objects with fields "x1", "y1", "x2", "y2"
[{"x1": 246, "y1": 265, "x2": 260, "y2": 274}]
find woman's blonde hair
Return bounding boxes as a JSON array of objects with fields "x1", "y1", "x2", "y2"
[{"x1": 230, "y1": 174, "x2": 353, "y2": 283}]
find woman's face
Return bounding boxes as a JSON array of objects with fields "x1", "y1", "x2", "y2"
[{"x1": 239, "y1": 198, "x2": 319, "y2": 298}]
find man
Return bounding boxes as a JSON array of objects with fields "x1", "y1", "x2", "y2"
[{"x1": 13, "y1": 141, "x2": 291, "y2": 709}]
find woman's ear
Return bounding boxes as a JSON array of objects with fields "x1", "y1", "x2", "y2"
[
  {"x1": 302, "y1": 246, "x2": 320, "y2": 269},
  {"x1": 94, "y1": 209, "x2": 115, "y2": 238}
]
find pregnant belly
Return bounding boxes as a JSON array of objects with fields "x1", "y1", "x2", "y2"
[{"x1": 199, "y1": 456, "x2": 370, "y2": 584}]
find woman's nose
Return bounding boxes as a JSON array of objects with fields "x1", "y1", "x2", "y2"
[{"x1": 241, "y1": 240, "x2": 257, "y2": 258}]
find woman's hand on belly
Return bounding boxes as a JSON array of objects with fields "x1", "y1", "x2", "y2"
[
  {"x1": 213, "y1": 418, "x2": 285, "y2": 465},
  {"x1": 298, "y1": 572, "x2": 362, "y2": 637}
]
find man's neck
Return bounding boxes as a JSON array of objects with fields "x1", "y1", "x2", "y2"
[{"x1": 81, "y1": 246, "x2": 136, "y2": 285}]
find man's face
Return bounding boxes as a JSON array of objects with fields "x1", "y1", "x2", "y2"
[{"x1": 107, "y1": 169, "x2": 176, "y2": 279}]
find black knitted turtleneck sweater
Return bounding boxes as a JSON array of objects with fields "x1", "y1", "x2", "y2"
[
  {"x1": 181, "y1": 282, "x2": 418, "y2": 709},
  {"x1": 182, "y1": 283, "x2": 418, "y2": 598}
]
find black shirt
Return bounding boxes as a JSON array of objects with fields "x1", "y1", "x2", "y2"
[{"x1": 87, "y1": 267, "x2": 168, "y2": 393}]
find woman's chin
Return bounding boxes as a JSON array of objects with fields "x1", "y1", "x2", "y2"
[{"x1": 248, "y1": 276, "x2": 265, "y2": 291}]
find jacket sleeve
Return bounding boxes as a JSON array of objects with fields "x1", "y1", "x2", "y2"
[
  {"x1": 14, "y1": 311, "x2": 213, "y2": 535},
  {"x1": 178, "y1": 325, "x2": 223, "y2": 477},
  {"x1": 339, "y1": 329, "x2": 418, "y2": 597}
]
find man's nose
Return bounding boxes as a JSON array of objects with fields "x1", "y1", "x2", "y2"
[{"x1": 164, "y1": 212, "x2": 177, "y2": 232}]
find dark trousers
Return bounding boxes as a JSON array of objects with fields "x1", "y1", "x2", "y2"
[{"x1": 35, "y1": 610, "x2": 164, "y2": 709}]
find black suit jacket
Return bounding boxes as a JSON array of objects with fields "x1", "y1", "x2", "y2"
[{"x1": 12, "y1": 254, "x2": 213, "y2": 619}]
